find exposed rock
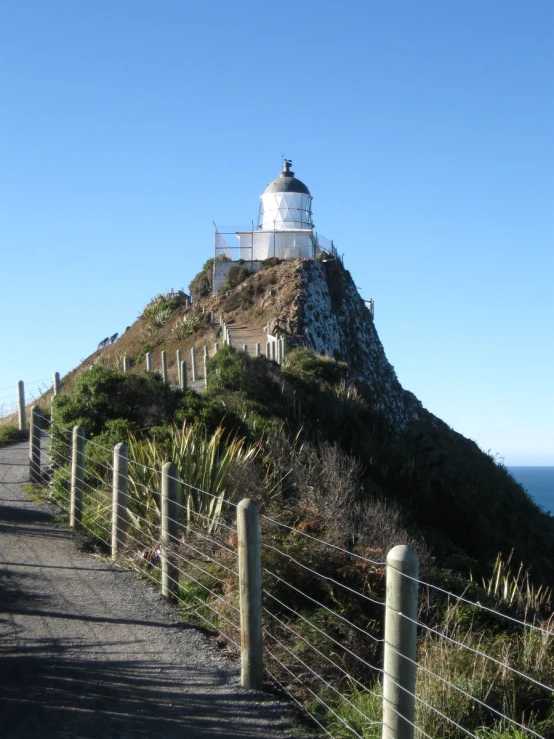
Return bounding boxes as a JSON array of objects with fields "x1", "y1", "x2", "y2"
[{"x1": 270, "y1": 259, "x2": 421, "y2": 431}]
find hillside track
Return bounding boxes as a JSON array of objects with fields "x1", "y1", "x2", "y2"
[
  {"x1": 0, "y1": 441, "x2": 302, "y2": 738},
  {"x1": 226, "y1": 324, "x2": 268, "y2": 355}
]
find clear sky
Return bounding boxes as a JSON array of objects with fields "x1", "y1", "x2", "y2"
[{"x1": 1, "y1": 1, "x2": 552, "y2": 464}]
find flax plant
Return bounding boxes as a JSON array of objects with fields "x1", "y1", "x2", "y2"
[
  {"x1": 473, "y1": 551, "x2": 553, "y2": 621},
  {"x1": 142, "y1": 292, "x2": 179, "y2": 336},
  {"x1": 173, "y1": 311, "x2": 202, "y2": 339},
  {"x1": 127, "y1": 422, "x2": 261, "y2": 533}
]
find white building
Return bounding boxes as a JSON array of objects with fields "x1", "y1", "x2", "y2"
[
  {"x1": 213, "y1": 161, "x2": 335, "y2": 293},
  {"x1": 236, "y1": 160, "x2": 315, "y2": 260}
]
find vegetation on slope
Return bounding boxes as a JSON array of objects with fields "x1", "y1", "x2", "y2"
[
  {"x1": 42, "y1": 344, "x2": 554, "y2": 738},
  {"x1": 12, "y1": 256, "x2": 549, "y2": 739}
]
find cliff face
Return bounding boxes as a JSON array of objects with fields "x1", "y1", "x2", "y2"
[{"x1": 267, "y1": 259, "x2": 421, "y2": 431}]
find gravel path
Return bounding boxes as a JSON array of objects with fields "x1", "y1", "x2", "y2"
[{"x1": 0, "y1": 441, "x2": 302, "y2": 738}]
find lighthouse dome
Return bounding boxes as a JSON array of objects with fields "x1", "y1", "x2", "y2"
[
  {"x1": 258, "y1": 160, "x2": 313, "y2": 230},
  {"x1": 263, "y1": 160, "x2": 311, "y2": 195}
]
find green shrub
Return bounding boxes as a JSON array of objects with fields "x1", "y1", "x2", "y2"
[
  {"x1": 52, "y1": 366, "x2": 182, "y2": 439},
  {"x1": 174, "y1": 389, "x2": 247, "y2": 437},
  {"x1": 206, "y1": 345, "x2": 247, "y2": 392},
  {"x1": 219, "y1": 264, "x2": 251, "y2": 293},
  {"x1": 206, "y1": 346, "x2": 283, "y2": 410},
  {"x1": 135, "y1": 342, "x2": 153, "y2": 365},
  {"x1": 282, "y1": 347, "x2": 345, "y2": 384},
  {"x1": 0, "y1": 424, "x2": 28, "y2": 447}
]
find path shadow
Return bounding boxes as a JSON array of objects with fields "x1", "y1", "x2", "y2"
[{"x1": 0, "y1": 640, "x2": 293, "y2": 738}]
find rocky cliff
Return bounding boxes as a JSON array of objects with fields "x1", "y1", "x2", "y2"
[{"x1": 222, "y1": 258, "x2": 422, "y2": 431}]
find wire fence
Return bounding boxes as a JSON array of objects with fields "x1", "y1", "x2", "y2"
[
  {"x1": 14, "y1": 409, "x2": 554, "y2": 739},
  {"x1": 0, "y1": 376, "x2": 54, "y2": 420}
]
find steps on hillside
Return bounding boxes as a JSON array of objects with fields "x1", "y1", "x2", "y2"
[{"x1": 226, "y1": 324, "x2": 268, "y2": 355}]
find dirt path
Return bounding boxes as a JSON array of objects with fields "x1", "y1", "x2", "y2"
[{"x1": 0, "y1": 441, "x2": 301, "y2": 738}]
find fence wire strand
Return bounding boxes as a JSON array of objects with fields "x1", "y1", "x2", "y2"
[
  {"x1": 262, "y1": 540, "x2": 385, "y2": 608},
  {"x1": 396, "y1": 609, "x2": 554, "y2": 693},
  {"x1": 264, "y1": 644, "x2": 366, "y2": 739},
  {"x1": 263, "y1": 566, "x2": 384, "y2": 645},
  {"x1": 262, "y1": 602, "x2": 383, "y2": 700},
  {"x1": 263, "y1": 589, "x2": 383, "y2": 674},
  {"x1": 261, "y1": 513, "x2": 386, "y2": 566},
  {"x1": 388, "y1": 643, "x2": 548, "y2": 739},
  {"x1": 393, "y1": 566, "x2": 554, "y2": 637}
]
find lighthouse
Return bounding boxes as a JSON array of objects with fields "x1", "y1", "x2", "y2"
[
  {"x1": 237, "y1": 160, "x2": 317, "y2": 260},
  {"x1": 213, "y1": 160, "x2": 335, "y2": 293}
]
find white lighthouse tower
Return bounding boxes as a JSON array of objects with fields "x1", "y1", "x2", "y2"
[
  {"x1": 213, "y1": 161, "x2": 335, "y2": 293},
  {"x1": 258, "y1": 160, "x2": 313, "y2": 232},
  {"x1": 237, "y1": 160, "x2": 316, "y2": 260}
]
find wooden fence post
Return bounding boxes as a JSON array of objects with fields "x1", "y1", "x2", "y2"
[
  {"x1": 176, "y1": 349, "x2": 182, "y2": 385},
  {"x1": 145, "y1": 352, "x2": 153, "y2": 371},
  {"x1": 161, "y1": 461, "x2": 179, "y2": 598},
  {"x1": 70, "y1": 424, "x2": 85, "y2": 528},
  {"x1": 382, "y1": 545, "x2": 419, "y2": 739},
  {"x1": 29, "y1": 405, "x2": 41, "y2": 482},
  {"x1": 237, "y1": 498, "x2": 263, "y2": 690},
  {"x1": 180, "y1": 360, "x2": 187, "y2": 391},
  {"x1": 191, "y1": 347, "x2": 197, "y2": 382},
  {"x1": 255, "y1": 343, "x2": 261, "y2": 357},
  {"x1": 111, "y1": 442, "x2": 128, "y2": 561},
  {"x1": 122, "y1": 356, "x2": 130, "y2": 373},
  {"x1": 17, "y1": 381, "x2": 26, "y2": 431},
  {"x1": 53, "y1": 372, "x2": 61, "y2": 396},
  {"x1": 161, "y1": 350, "x2": 168, "y2": 383}
]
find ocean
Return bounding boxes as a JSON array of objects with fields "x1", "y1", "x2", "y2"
[{"x1": 508, "y1": 466, "x2": 554, "y2": 516}]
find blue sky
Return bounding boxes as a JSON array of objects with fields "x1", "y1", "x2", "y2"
[{"x1": 1, "y1": 1, "x2": 552, "y2": 464}]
